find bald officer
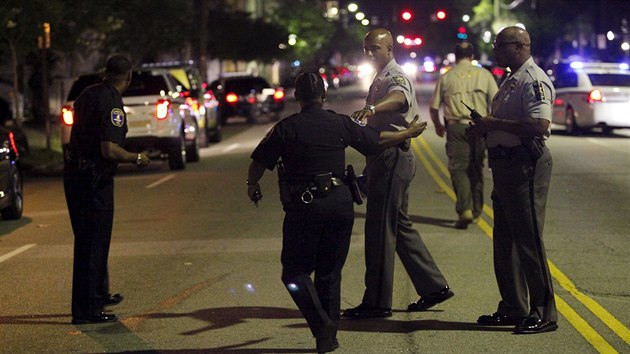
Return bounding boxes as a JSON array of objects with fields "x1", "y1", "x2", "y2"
[
  {"x1": 342, "y1": 28, "x2": 452, "y2": 320},
  {"x1": 468, "y1": 26, "x2": 557, "y2": 334},
  {"x1": 430, "y1": 42, "x2": 498, "y2": 229}
]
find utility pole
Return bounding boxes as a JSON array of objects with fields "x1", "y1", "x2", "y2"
[{"x1": 39, "y1": 22, "x2": 51, "y2": 150}]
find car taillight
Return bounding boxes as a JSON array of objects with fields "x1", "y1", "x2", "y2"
[
  {"x1": 61, "y1": 105, "x2": 74, "y2": 126},
  {"x1": 273, "y1": 89, "x2": 285, "y2": 102},
  {"x1": 587, "y1": 89, "x2": 603, "y2": 103},
  {"x1": 156, "y1": 99, "x2": 170, "y2": 120},
  {"x1": 247, "y1": 95, "x2": 256, "y2": 104},
  {"x1": 8, "y1": 131, "x2": 18, "y2": 156},
  {"x1": 226, "y1": 92, "x2": 239, "y2": 104}
]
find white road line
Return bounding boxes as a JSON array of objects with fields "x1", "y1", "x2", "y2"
[
  {"x1": 222, "y1": 143, "x2": 240, "y2": 153},
  {"x1": 0, "y1": 244, "x2": 37, "y2": 263},
  {"x1": 145, "y1": 174, "x2": 176, "y2": 189}
]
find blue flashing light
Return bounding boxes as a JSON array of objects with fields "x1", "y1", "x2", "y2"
[
  {"x1": 619, "y1": 63, "x2": 629, "y2": 70},
  {"x1": 457, "y1": 33, "x2": 468, "y2": 40},
  {"x1": 570, "y1": 62, "x2": 584, "y2": 69},
  {"x1": 292, "y1": 60, "x2": 301, "y2": 68}
]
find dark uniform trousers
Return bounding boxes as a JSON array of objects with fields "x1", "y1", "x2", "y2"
[
  {"x1": 64, "y1": 162, "x2": 115, "y2": 318},
  {"x1": 488, "y1": 145, "x2": 557, "y2": 322},
  {"x1": 363, "y1": 146, "x2": 447, "y2": 309},
  {"x1": 445, "y1": 121, "x2": 485, "y2": 218},
  {"x1": 281, "y1": 186, "x2": 354, "y2": 338}
]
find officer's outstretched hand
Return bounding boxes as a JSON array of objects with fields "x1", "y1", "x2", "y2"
[
  {"x1": 248, "y1": 184, "x2": 263, "y2": 207},
  {"x1": 407, "y1": 115, "x2": 428, "y2": 138},
  {"x1": 137, "y1": 152, "x2": 150, "y2": 168}
]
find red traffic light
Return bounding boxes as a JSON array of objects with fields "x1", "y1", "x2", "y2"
[
  {"x1": 401, "y1": 10, "x2": 413, "y2": 22},
  {"x1": 436, "y1": 10, "x2": 447, "y2": 20}
]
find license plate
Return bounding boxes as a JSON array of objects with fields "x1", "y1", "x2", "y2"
[{"x1": 128, "y1": 119, "x2": 151, "y2": 128}]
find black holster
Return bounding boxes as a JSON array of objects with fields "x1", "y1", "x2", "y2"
[
  {"x1": 344, "y1": 165, "x2": 363, "y2": 205},
  {"x1": 521, "y1": 138, "x2": 545, "y2": 161}
]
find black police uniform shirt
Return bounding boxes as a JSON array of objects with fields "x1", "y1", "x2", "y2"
[
  {"x1": 70, "y1": 80, "x2": 127, "y2": 172},
  {"x1": 251, "y1": 105, "x2": 382, "y2": 183}
]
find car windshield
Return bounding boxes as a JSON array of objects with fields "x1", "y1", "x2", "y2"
[
  {"x1": 225, "y1": 78, "x2": 270, "y2": 94},
  {"x1": 124, "y1": 71, "x2": 171, "y2": 96},
  {"x1": 587, "y1": 73, "x2": 630, "y2": 87}
]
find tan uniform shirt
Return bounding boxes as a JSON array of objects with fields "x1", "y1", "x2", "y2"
[
  {"x1": 366, "y1": 59, "x2": 420, "y2": 132},
  {"x1": 430, "y1": 59, "x2": 498, "y2": 122},
  {"x1": 486, "y1": 57, "x2": 555, "y2": 148}
]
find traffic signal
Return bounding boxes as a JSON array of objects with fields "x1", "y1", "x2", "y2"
[
  {"x1": 401, "y1": 9, "x2": 413, "y2": 22},
  {"x1": 457, "y1": 26, "x2": 468, "y2": 40},
  {"x1": 436, "y1": 10, "x2": 447, "y2": 21}
]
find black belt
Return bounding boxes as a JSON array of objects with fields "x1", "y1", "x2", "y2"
[{"x1": 487, "y1": 145, "x2": 526, "y2": 159}]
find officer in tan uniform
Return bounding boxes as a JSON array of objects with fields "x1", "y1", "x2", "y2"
[
  {"x1": 342, "y1": 28, "x2": 452, "y2": 320},
  {"x1": 430, "y1": 42, "x2": 498, "y2": 229},
  {"x1": 468, "y1": 26, "x2": 557, "y2": 334}
]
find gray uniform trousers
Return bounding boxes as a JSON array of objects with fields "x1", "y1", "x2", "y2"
[
  {"x1": 445, "y1": 122, "x2": 485, "y2": 218},
  {"x1": 489, "y1": 145, "x2": 557, "y2": 322},
  {"x1": 363, "y1": 146, "x2": 448, "y2": 309}
]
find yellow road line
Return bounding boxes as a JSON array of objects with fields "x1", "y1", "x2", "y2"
[
  {"x1": 556, "y1": 295, "x2": 618, "y2": 354},
  {"x1": 411, "y1": 137, "x2": 629, "y2": 352}
]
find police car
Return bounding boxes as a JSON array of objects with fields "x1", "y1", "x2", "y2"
[
  {"x1": 551, "y1": 61, "x2": 630, "y2": 135},
  {"x1": 61, "y1": 67, "x2": 208, "y2": 170}
]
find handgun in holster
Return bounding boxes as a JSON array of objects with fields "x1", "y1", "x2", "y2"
[{"x1": 344, "y1": 164, "x2": 363, "y2": 205}]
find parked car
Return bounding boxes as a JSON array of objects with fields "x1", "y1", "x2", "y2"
[
  {"x1": 0, "y1": 125, "x2": 22, "y2": 220},
  {"x1": 61, "y1": 67, "x2": 206, "y2": 170},
  {"x1": 208, "y1": 74, "x2": 285, "y2": 124},
  {"x1": 141, "y1": 62, "x2": 222, "y2": 142},
  {"x1": 551, "y1": 61, "x2": 630, "y2": 135}
]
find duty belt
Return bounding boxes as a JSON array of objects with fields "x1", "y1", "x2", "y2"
[
  {"x1": 487, "y1": 145, "x2": 525, "y2": 159},
  {"x1": 299, "y1": 177, "x2": 343, "y2": 204}
]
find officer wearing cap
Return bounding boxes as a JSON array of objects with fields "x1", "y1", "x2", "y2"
[
  {"x1": 247, "y1": 71, "x2": 427, "y2": 353},
  {"x1": 342, "y1": 27, "x2": 453, "y2": 320},
  {"x1": 430, "y1": 42, "x2": 498, "y2": 229},
  {"x1": 467, "y1": 26, "x2": 557, "y2": 334},
  {"x1": 64, "y1": 54, "x2": 150, "y2": 325}
]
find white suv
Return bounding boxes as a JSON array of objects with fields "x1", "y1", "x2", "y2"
[
  {"x1": 551, "y1": 61, "x2": 630, "y2": 135},
  {"x1": 61, "y1": 67, "x2": 207, "y2": 170}
]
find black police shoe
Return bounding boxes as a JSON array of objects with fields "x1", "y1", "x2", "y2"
[
  {"x1": 477, "y1": 312, "x2": 526, "y2": 326},
  {"x1": 341, "y1": 303, "x2": 392, "y2": 319},
  {"x1": 513, "y1": 317, "x2": 558, "y2": 334},
  {"x1": 316, "y1": 322, "x2": 339, "y2": 353},
  {"x1": 72, "y1": 312, "x2": 118, "y2": 325},
  {"x1": 407, "y1": 286, "x2": 454, "y2": 311},
  {"x1": 104, "y1": 293, "x2": 124, "y2": 306}
]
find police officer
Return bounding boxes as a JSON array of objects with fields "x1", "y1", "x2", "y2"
[
  {"x1": 429, "y1": 42, "x2": 498, "y2": 229},
  {"x1": 64, "y1": 54, "x2": 150, "y2": 324},
  {"x1": 342, "y1": 28, "x2": 453, "y2": 320},
  {"x1": 467, "y1": 26, "x2": 558, "y2": 334},
  {"x1": 246, "y1": 71, "x2": 427, "y2": 353}
]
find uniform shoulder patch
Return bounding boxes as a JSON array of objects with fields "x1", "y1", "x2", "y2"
[
  {"x1": 533, "y1": 80, "x2": 546, "y2": 101},
  {"x1": 392, "y1": 75, "x2": 408, "y2": 87},
  {"x1": 110, "y1": 108, "x2": 125, "y2": 127}
]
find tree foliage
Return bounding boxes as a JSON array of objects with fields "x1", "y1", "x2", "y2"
[
  {"x1": 271, "y1": 0, "x2": 336, "y2": 66},
  {"x1": 205, "y1": 10, "x2": 288, "y2": 63}
]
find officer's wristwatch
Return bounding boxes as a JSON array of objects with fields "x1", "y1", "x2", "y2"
[
  {"x1": 364, "y1": 104, "x2": 376, "y2": 115},
  {"x1": 135, "y1": 153, "x2": 142, "y2": 166}
]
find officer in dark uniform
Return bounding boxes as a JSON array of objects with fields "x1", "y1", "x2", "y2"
[
  {"x1": 467, "y1": 27, "x2": 557, "y2": 334},
  {"x1": 64, "y1": 54, "x2": 150, "y2": 325},
  {"x1": 246, "y1": 71, "x2": 426, "y2": 353}
]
